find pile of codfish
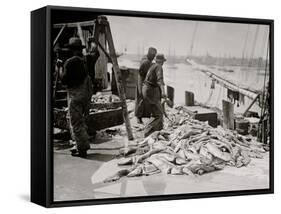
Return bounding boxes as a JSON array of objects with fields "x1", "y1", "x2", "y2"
[
  {"x1": 91, "y1": 93, "x2": 120, "y2": 103},
  {"x1": 104, "y1": 106, "x2": 267, "y2": 183}
]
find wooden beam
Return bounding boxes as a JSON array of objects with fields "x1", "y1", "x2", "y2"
[
  {"x1": 243, "y1": 94, "x2": 260, "y2": 116},
  {"x1": 76, "y1": 23, "x2": 87, "y2": 55},
  {"x1": 96, "y1": 41, "x2": 112, "y2": 62},
  {"x1": 53, "y1": 24, "x2": 66, "y2": 47},
  {"x1": 53, "y1": 20, "x2": 96, "y2": 28},
  {"x1": 102, "y1": 17, "x2": 134, "y2": 140}
]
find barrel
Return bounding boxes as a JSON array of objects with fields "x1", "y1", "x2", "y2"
[{"x1": 235, "y1": 119, "x2": 250, "y2": 135}]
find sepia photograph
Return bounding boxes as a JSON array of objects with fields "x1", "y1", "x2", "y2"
[{"x1": 51, "y1": 9, "x2": 272, "y2": 202}]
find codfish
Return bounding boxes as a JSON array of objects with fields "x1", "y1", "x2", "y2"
[
  {"x1": 205, "y1": 142, "x2": 232, "y2": 162},
  {"x1": 171, "y1": 167, "x2": 183, "y2": 175},
  {"x1": 142, "y1": 162, "x2": 160, "y2": 175},
  {"x1": 156, "y1": 152, "x2": 176, "y2": 162},
  {"x1": 118, "y1": 157, "x2": 133, "y2": 165},
  {"x1": 104, "y1": 169, "x2": 131, "y2": 183},
  {"x1": 127, "y1": 165, "x2": 143, "y2": 177},
  {"x1": 182, "y1": 167, "x2": 194, "y2": 176},
  {"x1": 147, "y1": 155, "x2": 175, "y2": 174}
]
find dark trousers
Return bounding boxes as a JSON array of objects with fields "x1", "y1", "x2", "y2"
[
  {"x1": 135, "y1": 75, "x2": 150, "y2": 118},
  {"x1": 67, "y1": 77, "x2": 92, "y2": 152},
  {"x1": 142, "y1": 84, "x2": 163, "y2": 137}
]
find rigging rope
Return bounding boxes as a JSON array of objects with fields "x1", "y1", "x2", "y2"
[
  {"x1": 241, "y1": 24, "x2": 250, "y2": 67},
  {"x1": 260, "y1": 36, "x2": 269, "y2": 117},
  {"x1": 204, "y1": 78, "x2": 215, "y2": 105},
  {"x1": 244, "y1": 25, "x2": 259, "y2": 82},
  {"x1": 256, "y1": 28, "x2": 268, "y2": 82},
  {"x1": 248, "y1": 25, "x2": 260, "y2": 68}
]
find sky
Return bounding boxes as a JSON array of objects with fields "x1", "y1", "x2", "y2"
[{"x1": 108, "y1": 15, "x2": 269, "y2": 59}]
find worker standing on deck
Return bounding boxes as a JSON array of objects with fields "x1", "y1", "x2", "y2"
[
  {"x1": 135, "y1": 47, "x2": 157, "y2": 124},
  {"x1": 59, "y1": 37, "x2": 93, "y2": 158},
  {"x1": 142, "y1": 53, "x2": 167, "y2": 137}
]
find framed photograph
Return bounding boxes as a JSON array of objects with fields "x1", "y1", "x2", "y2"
[{"x1": 31, "y1": 5, "x2": 274, "y2": 207}]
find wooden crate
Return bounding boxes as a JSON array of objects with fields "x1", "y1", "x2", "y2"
[
  {"x1": 87, "y1": 108, "x2": 124, "y2": 132},
  {"x1": 183, "y1": 106, "x2": 218, "y2": 127}
]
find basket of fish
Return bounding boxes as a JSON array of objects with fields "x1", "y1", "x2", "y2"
[{"x1": 53, "y1": 94, "x2": 124, "y2": 132}]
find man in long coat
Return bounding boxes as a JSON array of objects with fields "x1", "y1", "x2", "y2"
[
  {"x1": 142, "y1": 54, "x2": 167, "y2": 137},
  {"x1": 135, "y1": 47, "x2": 157, "y2": 124}
]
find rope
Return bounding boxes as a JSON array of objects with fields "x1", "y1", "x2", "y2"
[
  {"x1": 204, "y1": 79, "x2": 215, "y2": 105},
  {"x1": 260, "y1": 37, "x2": 269, "y2": 117}
]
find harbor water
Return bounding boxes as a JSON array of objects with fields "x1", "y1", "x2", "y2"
[{"x1": 117, "y1": 55, "x2": 269, "y2": 115}]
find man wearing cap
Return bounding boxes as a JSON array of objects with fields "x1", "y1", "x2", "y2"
[
  {"x1": 59, "y1": 37, "x2": 93, "y2": 158},
  {"x1": 142, "y1": 53, "x2": 167, "y2": 137},
  {"x1": 135, "y1": 47, "x2": 157, "y2": 124}
]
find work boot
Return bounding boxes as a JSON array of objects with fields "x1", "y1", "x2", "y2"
[
  {"x1": 71, "y1": 150, "x2": 88, "y2": 158},
  {"x1": 69, "y1": 145, "x2": 78, "y2": 154},
  {"x1": 137, "y1": 117, "x2": 143, "y2": 124},
  {"x1": 70, "y1": 143, "x2": 90, "y2": 158}
]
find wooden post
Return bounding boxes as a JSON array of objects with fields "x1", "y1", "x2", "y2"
[
  {"x1": 99, "y1": 16, "x2": 133, "y2": 140},
  {"x1": 53, "y1": 24, "x2": 66, "y2": 47},
  {"x1": 185, "y1": 91, "x2": 194, "y2": 106},
  {"x1": 76, "y1": 23, "x2": 87, "y2": 56},
  {"x1": 166, "y1": 86, "x2": 174, "y2": 107},
  {"x1": 243, "y1": 94, "x2": 260, "y2": 117},
  {"x1": 222, "y1": 100, "x2": 234, "y2": 130}
]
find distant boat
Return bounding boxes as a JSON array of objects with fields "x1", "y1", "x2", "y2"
[
  {"x1": 167, "y1": 64, "x2": 178, "y2": 69},
  {"x1": 218, "y1": 67, "x2": 234, "y2": 73},
  {"x1": 115, "y1": 52, "x2": 123, "y2": 58}
]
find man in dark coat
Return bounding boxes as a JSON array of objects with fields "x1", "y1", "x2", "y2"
[
  {"x1": 59, "y1": 37, "x2": 93, "y2": 158},
  {"x1": 142, "y1": 54, "x2": 167, "y2": 137},
  {"x1": 135, "y1": 47, "x2": 157, "y2": 124}
]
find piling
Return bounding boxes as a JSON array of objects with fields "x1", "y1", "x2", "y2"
[
  {"x1": 166, "y1": 86, "x2": 174, "y2": 108},
  {"x1": 185, "y1": 91, "x2": 195, "y2": 106},
  {"x1": 222, "y1": 100, "x2": 234, "y2": 130}
]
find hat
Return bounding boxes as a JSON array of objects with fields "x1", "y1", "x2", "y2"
[
  {"x1": 148, "y1": 47, "x2": 157, "y2": 55},
  {"x1": 155, "y1": 53, "x2": 166, "y2": 62},
  {"x1": 66, "y1": 37, "x2": 86, "y2": 50}
]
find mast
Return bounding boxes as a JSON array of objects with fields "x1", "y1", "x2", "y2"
[
  {"x1": 189, "y1": 22, "x2": 199, "y2": 57},
  {"x1": 248, "y1": 25, "x2": 260, "y2": 67},
  {"x1": 241, "y1": 24, "x2": 250, "y2": 67}
]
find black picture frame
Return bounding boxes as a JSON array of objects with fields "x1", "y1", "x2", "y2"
[{"x1": 31, "y1": 5, "x2": 274, "y2": 208}]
